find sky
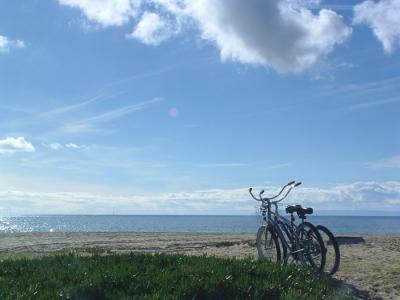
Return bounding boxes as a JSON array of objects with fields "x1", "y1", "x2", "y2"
[{"x1": 0, "y1": 0, "x2": 399, "y2": 215}]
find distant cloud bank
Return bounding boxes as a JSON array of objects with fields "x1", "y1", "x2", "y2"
[{"x1": 1, "y1": 181, "x2": 399, "y2": 215}]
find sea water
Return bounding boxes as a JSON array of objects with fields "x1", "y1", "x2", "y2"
[{"x1": 1, "y1": 215, "x2": 400, "y2": 235}]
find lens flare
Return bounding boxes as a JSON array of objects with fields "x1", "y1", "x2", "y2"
[{"x1": 168, "y1": 107, "x2": 179, "y2": 118}]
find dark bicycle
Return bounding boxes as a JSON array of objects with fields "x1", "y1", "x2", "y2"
[
  {"x1": 286, "y1": 204, "x2": 340, "y2": 275},
  {"x1": 249, "y1": 182, "x2": 326, "y2": 273}
]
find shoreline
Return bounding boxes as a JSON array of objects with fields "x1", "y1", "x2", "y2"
[
  {"x1": 1, "y1": 230, "x2": 398, "y2": 235},
  {"x1": 1, "y1": 232, "x2": 399, "y2": 299}
]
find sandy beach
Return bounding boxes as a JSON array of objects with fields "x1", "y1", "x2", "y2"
[{"x1": 1, "y1": 232, "x2": 399, "y2": 300}]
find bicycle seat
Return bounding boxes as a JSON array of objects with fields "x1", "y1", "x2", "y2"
[{"x1": 285, "y1": 204, "x2": 313, "y2": 217}]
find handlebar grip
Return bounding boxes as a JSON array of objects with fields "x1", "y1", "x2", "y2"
[
  {"x1": 288, "y1": 181, "x2": 295, "y2": 185},
  {"x1": 294, "y1": 182, "x2": 302, "y2": 187},
  {"x1": 260, "y1": 190, "x2": 264, "y2": 195},
  {"x1": 249, "y1": 188, "x2": 253, "y2": 192}
]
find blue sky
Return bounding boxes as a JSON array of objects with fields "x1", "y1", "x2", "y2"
[{"x1": 0, "y1": 0, "x2": 399, "y2": 215}]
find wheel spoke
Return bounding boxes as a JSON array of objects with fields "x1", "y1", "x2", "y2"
[{"x1": 256, "y1": 226, "x2": 281, "y2": 263}]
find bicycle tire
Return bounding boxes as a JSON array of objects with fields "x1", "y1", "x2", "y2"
[
  {"x1": 296, "y1": 222, "x2": 326, "y2": 273},
  {"x1": 276, "y1": 220, "x2": 291, "y2": 262},
  {"x1": 316, "y1": 225, "x2": 340, "y2": 275},
  {"x1": 256, "y1": 225, "x2": 281, "y2": 263}
]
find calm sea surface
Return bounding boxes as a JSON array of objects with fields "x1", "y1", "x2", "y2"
[{"x1": 1, "y1": 215, "x2": 400, "y2": 235}]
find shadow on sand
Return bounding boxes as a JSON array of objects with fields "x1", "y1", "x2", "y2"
[{"x1": 334, "y1": 278, "x2": 383, "y2": 300}]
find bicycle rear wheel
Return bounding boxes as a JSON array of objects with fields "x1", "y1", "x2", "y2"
[
  {"x1": 256, "y1": 225, "x2": 281, "y2": 263},
  {"x1": 296, "y1": 222, "x2": 326, "y2": 273},
  {"x1": 316, "y1": 225, "x2": 340, "y2": 275}
]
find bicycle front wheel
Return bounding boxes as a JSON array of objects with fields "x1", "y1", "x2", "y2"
[
  {"x1": 296, "y1": 222, "x2": 326, "y2": 273},
  {"x1": 316, "y1": 225, "x2": 340, "y2": 275},
  {"x1": 256, "y1": 225, "x2": 281, "y2": 263}
]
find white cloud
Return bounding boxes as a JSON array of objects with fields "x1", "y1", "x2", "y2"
[
  {"x1": 164, "y1": 0, "x2": 350, "y2": 73},
  {"x1": 0, "y1": 137, "x2": 35, "y2": 154},
  {"x1": 354, "y1": 0, "x2": 400, "y2": 53},
  {"x1": 65, "y1": 143, "x2": 83, "y2": 149},
  {"x1": 127, "y1": 12, "x2": 174, "y2": 46},
  {"x1": 290, "y1": 181, "x2": 400, "y2": 209},
  {"x1": 49, "y1": 143, "x2": 62, "y2": 150},
  {"x1": 0, "y1": 181, "x2": 399, "y2": 215},
  {"x1": 56, "y1": 0, "x2": 352, "y2": 73},
  {"x1": 0, "y1": 35, "x2": 25, "y2": 53},
  {"x1": 58, "y1": 0, "x2": 142, "y2": 27}
]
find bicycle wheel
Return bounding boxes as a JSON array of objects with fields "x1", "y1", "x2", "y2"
[
  {"x1": 276, "y1": 221, "x2": 292, "y2": 263},
  {"x1": 296, "y1": 222, "x2": 326, "y2": 273},
  {"x1": 256, "y1": 225, "x2": 281, "y2": 263},
  {"x1": 316, "y1": 225, "x2": 340, "y2": 275}
]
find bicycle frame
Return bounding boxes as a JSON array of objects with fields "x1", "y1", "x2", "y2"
[{"x1": 260, "y1": 203, "x2": 307, "y2": 262}]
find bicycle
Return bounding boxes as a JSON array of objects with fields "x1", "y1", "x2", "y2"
[
  {"x1": 249, "y1": 181, "x2": 326, "y2": 273},
  {"x1": 286, "y1": 204, "x2": 340, "y2": 275}
]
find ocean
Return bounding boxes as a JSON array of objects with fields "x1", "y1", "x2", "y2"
[{"x1": 1, "y1": 215, "x2": 400, "y2": 235}]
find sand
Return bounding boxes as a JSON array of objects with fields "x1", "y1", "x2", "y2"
[{"x1": 1, "y1": 232, "x2": 399, "y2": 300}]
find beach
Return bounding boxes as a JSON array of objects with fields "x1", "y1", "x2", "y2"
[{"x1": 1, "y1": 232, "x2": 399, "y2": 300}]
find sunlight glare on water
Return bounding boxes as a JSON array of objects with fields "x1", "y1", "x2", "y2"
[{"x1": 0, "y1": 215, "x2": 399, "y2": 234}]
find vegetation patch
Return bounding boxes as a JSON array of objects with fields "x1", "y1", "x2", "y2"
[{"x1": 0, "y1": 253, "x2": 352, "y2": 299}]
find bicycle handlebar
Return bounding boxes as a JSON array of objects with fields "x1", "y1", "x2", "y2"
[
  {"x1": 248, "y1": 188, "x2": 260, "y2": 201},
  {"x1": 249, "y1": 180, "x2": 301, "y2": 202},
  {"x1": 272, "y1": 182, "x2": 302, "y2": 204}
]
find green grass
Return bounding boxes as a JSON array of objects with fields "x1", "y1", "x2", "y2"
[{"x1": 0, "y1": 253, "x2": 352, "y2": 300}]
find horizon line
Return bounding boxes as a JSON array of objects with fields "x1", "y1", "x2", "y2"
[{"x1": 2, "y1": 212, "x2": 400, "y2": 217}]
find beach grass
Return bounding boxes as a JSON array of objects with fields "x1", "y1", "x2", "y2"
[{"x1": 0, "y1": 253, "x2": 352, "y2": 300}]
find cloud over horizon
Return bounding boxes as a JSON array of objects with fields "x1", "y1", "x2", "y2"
[{"x1": 1, "y1": 181, "x2": 399, "y2": 215}]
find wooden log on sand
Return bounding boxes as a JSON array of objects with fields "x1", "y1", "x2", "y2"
[{"x1": 334, "y1": 236, "x2": 366, "y2": 245}]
